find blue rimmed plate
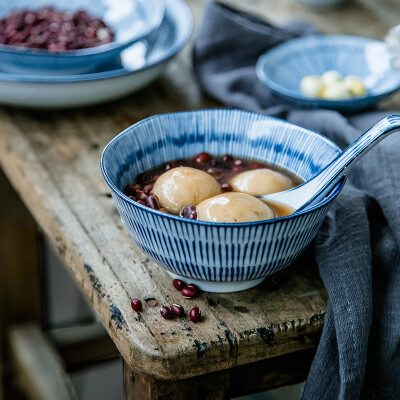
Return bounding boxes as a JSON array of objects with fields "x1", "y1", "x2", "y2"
[
  {"x1": 0, "y1": 0, "x2": 165, "y2": 75},
  {"x1": 0, "y1": 0, "x2": 192, "y2": 108},
  {"x1": 256, "y1": 35, "x2": 400, "y2": 112}
]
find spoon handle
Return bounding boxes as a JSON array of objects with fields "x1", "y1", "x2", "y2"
[{"x1": 263, "y1": 115, "x2": 400, "y2": 211}]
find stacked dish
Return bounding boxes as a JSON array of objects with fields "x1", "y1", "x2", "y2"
[{"x1": 0, "y1": 0, "x2": 192, "y2": 108}]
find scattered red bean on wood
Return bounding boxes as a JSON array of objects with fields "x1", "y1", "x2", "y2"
[
  {"x1": 185, "y1": 284, "x2": 198, "y2": 294},
  {"x1": 189, "y1": 307, "x2": 201, "y2": 322},
  {"x1": 160, "y1": 306, "x2": 172, "y2": 319},
  {"x1": 173, "y1": 279, "x2": 186, "y2": 291},
  {"x1": 182, "y1": 286, "x2": 196, "y2": 299},
  {"x1": 131, "y1": 298, "x2": 142, "y2": 311},
  {"x1": 171, "y1": 304, "x2": 184, "y2": 317}
]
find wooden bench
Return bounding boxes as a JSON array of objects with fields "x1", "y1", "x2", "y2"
[{"x1": 1, "y1": 0, "x2": 399, "y2": 398}]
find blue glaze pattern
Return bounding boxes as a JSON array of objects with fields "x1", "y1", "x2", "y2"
[
  {"x1": 256, "y1": 35, "x2": 400, "y2": 111},
  {"x1": 101, "y1": 109, "x2": 345, "y2": 285},
  {"x1": 0, "y1": 0, "x2": 164, "y2": 75}
]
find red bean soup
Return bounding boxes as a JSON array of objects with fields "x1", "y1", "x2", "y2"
[
  {"x1": 123, "y1": 153, "x2": 303, "y2": 222},
  {"x1": 0, "y1": 7, "x2": 114, "y2": 52}
]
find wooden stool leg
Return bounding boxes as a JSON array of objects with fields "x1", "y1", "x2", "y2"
[
  {"x1": 123, "y1": 361, "x2": 231, "y2": 400},
  {"x1": 0, "y1": 170, "x2": 42, "y2": 397},
  {"x1": 9, "y1": 323, "x2": 77, "y2": 400}
]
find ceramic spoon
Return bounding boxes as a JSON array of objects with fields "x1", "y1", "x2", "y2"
[{"x1": 258, "y1": 115, "x2": 400, "y2": 212}]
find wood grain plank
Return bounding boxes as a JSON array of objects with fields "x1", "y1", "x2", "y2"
[{"x1": 0, "y1": 0, "x2": 399, "y2": 384}]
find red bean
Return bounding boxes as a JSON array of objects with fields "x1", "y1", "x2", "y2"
[
  {"x1": 136, "y1": 191, "x2": 148, "y2": 201},
  {"x1": 206, "y1": 167, "x2": 222, "y2": 178},
  {"x1": 165, "y1": 162, "x2": 175, "y2": 171},
  {"x1": 131, "y1": 298, "x2": 142, "y2": 311},
  {"x1": 143, "y1": 184, "x2": 153, "y2": 194},
  {"x1": 189, "y1": 307, "x2": 201, "y2": 322},
  {"x1": 149, "y1": 174, "x2": 160, "y2": 183},
  {"x1": 185, "y1": 284, "x2": 198, "y2": 294},
  {"x1": 124, "y1": 183, "x2": 137, "y2": 196},
  {"x1": 176, "y1": 159, "x2": 188, "y2": 166},
  {"x1": 171, "y1": 304, "x2": 184, "y2": 317},
  {"x1": 180, "y1": 206, "x2": 197, "y2": 220},
  {"x1": 194, "y1": 152, "x2": 211, "y2": 163},
  {"x1": 173, "y1": 279, "x2": 186, "y2": 291},
  {"x1": 129, "y1": 195, "x2": 137, "y2": 201},
  {"x1": 146, "y1": 195, "x2": 159, "y2": 209},
  {"x1": 248, "y1": 161, "x2": 265, "y2": 170},
  {"x1": 222, "y1": 183, "x2": 233, "y2": 192},
  {"x1": 160, "y1": 306, "x2": 172, "y2": 319},
  {"x1": 137, "y1": 200, "x2": 146, "y2": 206},
  {"x1": 234, "y1": 160, "x2": 243, "y2": 166},
  {"x1": 222, "y1": 154, "x2": 233, "y2": 162},
  {"x1": 182, "y1": 286, "x2": 196, "y2": 299}
]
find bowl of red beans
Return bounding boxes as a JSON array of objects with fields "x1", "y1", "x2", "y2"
[
  {"x1": 101, "y1": 109, "x2": 345, "y2": 293},
  {"x1": 0, "y1": 0, "x2": 164, "y2": 75}
]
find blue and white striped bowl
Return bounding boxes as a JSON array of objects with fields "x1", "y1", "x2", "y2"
[
  {"x1": 101, "y1": 109, "x2": 345, "y2": 292},
  {"x1": 0, "y1": 0, "x2": 164, "y2": 75},
  {"x1": 256, "y1": 35, "x2": 400, "y2": 112}
]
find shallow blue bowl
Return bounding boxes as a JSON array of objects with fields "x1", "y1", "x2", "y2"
[
  {"x1": 101, "y1": 109, "x2": 345, "y2": 292},
  {"x1": 256, "y1": 35, "x2": 400, "y2": 112},
  {"x1": 0, "y1": 0, "x2": 164, "y2": 75}
]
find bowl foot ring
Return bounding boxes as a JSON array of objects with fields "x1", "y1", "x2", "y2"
[{"x1": 166, "y1": 271, "x2": 266, "y2": 293}]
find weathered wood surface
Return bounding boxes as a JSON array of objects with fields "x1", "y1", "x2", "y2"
[{"x1": 0, "y1": 0, "x2": 399, "y2": 382}]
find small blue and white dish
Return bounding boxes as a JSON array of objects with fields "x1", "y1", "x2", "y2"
[
  {"x1": 0, "y1": 0, "x2": 191, "y2": 108},
  {"x1": 0, "y1": 0, "x2": 165, "y2": 75},
  {"x1": 101, "y1": 109, "x2": 345, "y2": 293},
  {"x1": 256, "y1": 35, "x2": 400, "y2": 112}
]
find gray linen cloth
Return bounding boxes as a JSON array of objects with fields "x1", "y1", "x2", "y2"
[{"x1": 193, "y1": 2, "x2": 400, "y2": 399}]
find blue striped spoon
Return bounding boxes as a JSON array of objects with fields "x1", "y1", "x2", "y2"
[{"x1": 259, "y1": 115, "x2": 400, "y2": 212}]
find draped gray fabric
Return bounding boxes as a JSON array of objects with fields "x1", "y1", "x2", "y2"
[{"x1": 193, "y1": 2, "x2": 400, "y2": 399}]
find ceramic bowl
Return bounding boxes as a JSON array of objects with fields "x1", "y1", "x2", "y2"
[
  {"x1": 256, "y1": 35, "x2": 400, "y2": 111},
  {"x1": 0, "y1": 0, "x2": 192, "y2": 108},
  {"x1": 0, "y1": 0, "x2": 164, "y2": 75},
  {"x1": 101, "y1": 109, "x2": 345, "y2": 293}
]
